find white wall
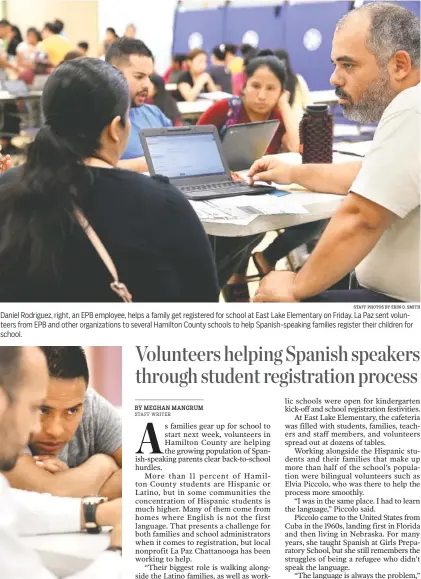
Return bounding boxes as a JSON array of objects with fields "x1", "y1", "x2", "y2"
[
  {"x1": 6, "y1": 0, "x2": 99, "y2": 55},
  {"x1": 97, "y1": 0, "x2": 339, "y2": 73},
  {"x1": 98, "y1": 0, "x2": 177, "y2": 74}
]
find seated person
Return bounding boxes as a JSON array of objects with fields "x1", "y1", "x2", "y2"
[
  {"x1": 0, "y1": 58, "x2": 219, "y2": 302},
  {"x1": 175, "y1": 48, "x2": 218, "y2": 101},
  {"x1": 4, "y1": 347, "x2": 122, "y2": 500},
  {"x1": 198, "y1": 55, "x2": 320, "y2": 301},
  {"x1": 251, "y1": 3, "x2": 420, "y2": 304},
  {"x1": 106, "y1": 38, "x2": 173, "y2": 173},
  {"x1": 124, "y1": 23, "x2": 137, "y2": 39},
  {"x1": 16, "y1": 27, "x2": 42, "y2": 78},
  {"x1": 225, "y1": 43, "x2": 244, "y2": 74},
  {"x1": 232, "y1": 46, "x2": 258, "y2": 96},
  {"x1": 62, "y1": 49, "x2": 85, "y2": 63},
  {"x1": 77, "y1": 41, "x2": 89, "y2": 56},
  {"x1": 39, "y1": 22, "x2": 72, "y2": 67},
  {"x1": 163, "y1": 53, "x2": 187, "y2": 84},
  {"x1": 198, "y1": 55, "x2": 299, "y2": 153},
  {"x1": 149, "y1": 74, "x2": 182, "y2": 125},
  {"x1": 0, "y1": 346, "x2": 122, "y2": 578},
  {"x1": 208, "y1": 44, "x2": 233, "y2": 94},
  {"x1": 99, "y1": 27, "x2": 119, "y2": 57}
]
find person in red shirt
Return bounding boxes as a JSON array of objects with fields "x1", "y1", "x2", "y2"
[
  {"x1": 198, "y1": 54, "x2": 300, "y2": 153},
  {"x1": 198, "y1": 55, "x2": 305, "y2": 301},
  {"x1": 162, "y1": 53, "x2": 187, "y2": 84}
]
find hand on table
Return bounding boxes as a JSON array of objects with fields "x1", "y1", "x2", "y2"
[
  {"x1": 197, "y1": 72, "x2": 212, "y2": 88},
  {"x1": 34, "y1": 455, "x2": 69, "y2": 473},
  {"x1": 248, "y1": 155, "x2": 294, "y2": 186},
  {"x1": 252, "y1": 270, "x2": 299, "y2": 303}
]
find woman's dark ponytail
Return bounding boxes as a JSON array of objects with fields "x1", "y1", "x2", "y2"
[{"x1": 0, "y1": 58, "x2": 129, "y2": 279}]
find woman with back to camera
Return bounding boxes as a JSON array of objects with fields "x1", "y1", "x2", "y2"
[
  {"x1": 175, "y1": 48, "x2": 218, "y2": 101},
  {"x1": 0, "y1": 58, "x2": 219, "y2": 302}
]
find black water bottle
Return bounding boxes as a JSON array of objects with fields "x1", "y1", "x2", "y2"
[{"x1": 299, "y1": 104, "x2": 333, "y2": 164}]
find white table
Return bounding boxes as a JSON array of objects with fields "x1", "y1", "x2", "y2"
[
  {"x1": 177, "y1": 98, "x2": 212, "y2": 120},
  {"x1": 202, "y1": 151, "x2": 357, "y2": 237},
  {"x1": 0, "y1": 90, "x2": 44, "y2": 136},
  {"x1": 334, "y1": 140, "x2": 373, "y2": 157},
  {"x1": 22, "y1": 532, "x2": 110, "y2": 578},
  {"x1": 0, "y1": 90, "x2": 43, "y2": 103}
]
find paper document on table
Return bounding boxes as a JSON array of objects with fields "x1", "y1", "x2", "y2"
[
  {"x1": 199, "y1": 91, "x2": 233, "y2": 101},
  {"x1": 215, "y1": 193, "x2": 309, "y2": 216},
  {"x1": 190, "y1": 193, "x2": 308, "y2": 224},
  {"x1": 189, "y1": 199, "x2": 256, "y2": 224}
]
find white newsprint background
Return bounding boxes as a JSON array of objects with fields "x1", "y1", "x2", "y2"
[
  {"x1": 0, "y1": 302, "x2": 420, "y2": 579},
  {"x1": 120, "y1": 304, "x2": 420, "y2": 579}
]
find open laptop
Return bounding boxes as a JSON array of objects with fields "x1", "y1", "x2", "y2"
[
  {"x1": 2, "y1": 80, "x2": 29, "y2": 97},
  {"x1": 140, "y1": 125, "x2": 276, "y2": 201},
  {"x1": 222, "y1": 120, "x2": 280, "y2": 171}
]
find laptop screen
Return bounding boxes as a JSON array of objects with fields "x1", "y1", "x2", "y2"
[
  {"x1": 144, "y1": 132, "x2": 226, "y2": 180},
  {"x1": 3, "y1": 80, "x2": 29, "y2": 95}
]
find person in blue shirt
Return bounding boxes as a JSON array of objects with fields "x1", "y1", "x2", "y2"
[{"x1": 106, "y1": 38, "x2": 173, "y2": 172}]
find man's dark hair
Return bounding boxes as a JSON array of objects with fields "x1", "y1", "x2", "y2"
[
  {"x1": 0, "y1": 19, "x2": 11, "y2": 27},
  {"x1": 337, "y1": 2, "x2": 420, "y2": 68},
  {"x1": 224, "y1": 43, "x2": 238, "y2": 56},
  {"x1": 212, "y1": 45, "x2": 226, "y2": 62},
  {"x1": 40, "y1": 347, "x2": 89, "y2": 386},
  {"x1": 78, "y1": 41, "x2": 89, "y2": 52},
  {"x1": 44, "y1": 22, "x2": 60, "y2": 35},
  {"x1": 105, "y1": 37, "x2": 153, "y2": 66},
  {"x1": 62, "y1": 50, "x2": 85, "y2": 63},
  {"x1": 173, "y1": 53, "x2": 187, "y2": 66},
  {"x1": 53, "y1": 19, "x2": 64, "y2": 34},
  {"x1": 240, "y1": 43, "x2": 254, "y2": 57},
  {"x1": 0, "y1": 347, "x2": 22, "y2": 402}
]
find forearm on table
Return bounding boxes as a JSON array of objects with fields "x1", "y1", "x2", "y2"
[
  {"x1": 13, "y1": 488, "x2": 81, "y2": 536},
  {"x1": 99, "y1": 469, "x2": 122, "y2": 500},
  {"x1": 51, "y1": 455, "x2": 119, "y2": 498},
  {"x1": 292, "y1": 195, "x2": 393, "y2": 300},
  {"x1": 290, "y1": 161, "x2": 362, "y2": 195},
  {"x1": 180, "y1": 82, "x2": 203, "y2": 102}
]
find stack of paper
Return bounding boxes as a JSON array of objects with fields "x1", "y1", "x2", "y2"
[{"x1": 190, "y1": 193, "x2": 309, "y2": 225}]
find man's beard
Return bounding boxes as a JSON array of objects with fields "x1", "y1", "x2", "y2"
[
  {"x1": 336, "y1": 68, "x2": 397, "y2": 123},
  {"x1": 131, "y1": 91, "x2": 148, "y2": 108}
]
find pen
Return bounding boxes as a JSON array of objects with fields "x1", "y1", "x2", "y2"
[{"x1": 332, "y1": 149, "x2": 365, "y2": 158}]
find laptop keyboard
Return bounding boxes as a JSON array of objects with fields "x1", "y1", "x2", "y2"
[{"x1": 180, "y1": 180, "x2": 258, "y2": 199}]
